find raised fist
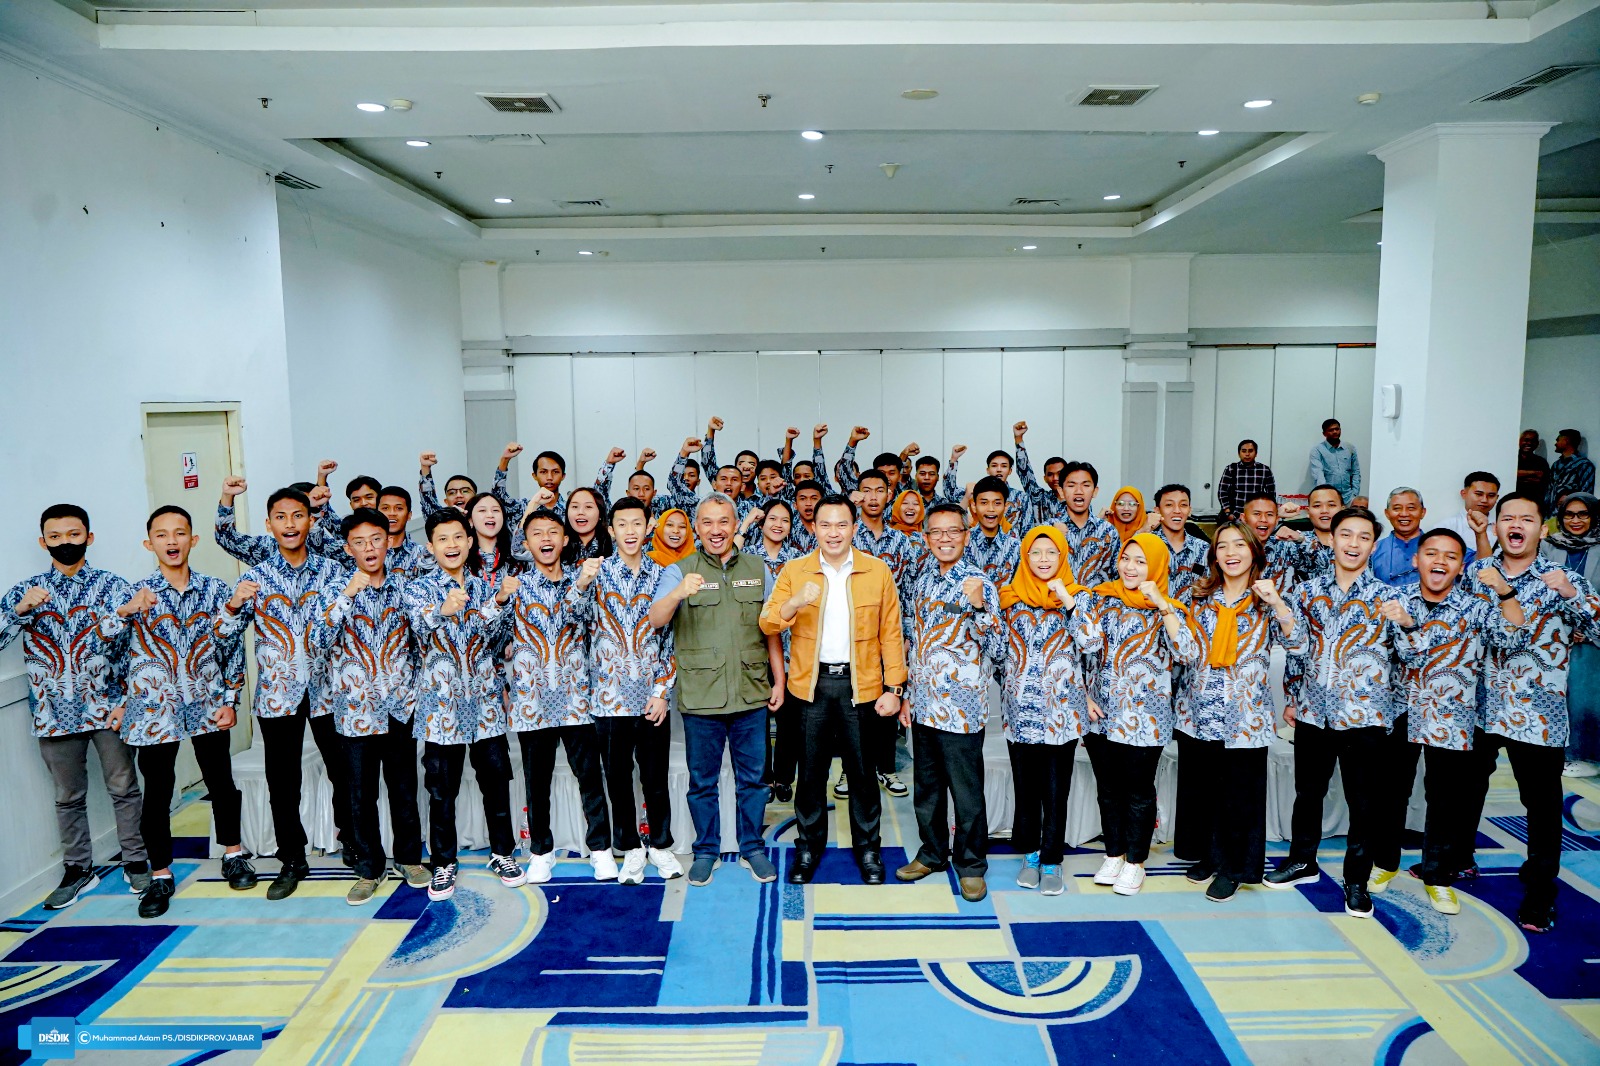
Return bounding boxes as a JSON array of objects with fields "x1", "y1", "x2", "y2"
[
  {"x1": 708, "y1": 416, "x2": 725, "y2": 434},
  {"x1": 316, "y1": 459, "x2": 338, "y2": 484},
  {"x1": 1478, "y1": 566, "x2": 1511, "y2": 596},
  {"x1": 531, "y1": 487, "x2": 557, "y2": 509},
  {"x1": 497, "y1": 574, "x2": 521, "y2": 603},
  {"x1": 1251, "y1": 578, "x2": 1283, "y2": 608},
  {"x1": 116, "y1": 587, "x2": 158, "y2": 618},
  {"x1": 1138, "y1": 580, "x2": 1164, "y2": 608},
  {"x1": 605, "y1": 447, "x2": 627, "y2": 465},
  {"x1": 962, "y1": 576, "x2": 985, "y2": 607},
  {"x1": 577, "y1": 557, "x2": 602, "y2": 588},
  {"x1": 1541, "y1": 570, "x2": 1577, "y2": 599},
  {"x1": 797, "y1": 581, "x2": 822, "y2": 606},
  {"x1": 308, "y1": 485, "x2": 332, "y2": 509},
  {"x1": 677, "y1": 572, "x2": 706, "y2": 599},
  {"x1": 1013, "y1": 420, "x2": 1028, "y2": 443},
  {"x1": 849, "y1": 425, "x2": 871, "y2": 445},
  {"x1": 440, "y1": 586, "x2": 469, "y2": 617},
  {"x1": 785, "y1": 426, "x2": 800, "y2": 440},
  {"x1": 638, "y1": 448, "x2": 657, "y2": 465},
  {"x1": 221, "y1": 476, "x2": 247, "y2": 501},
  {"x1": 342, "y1": 570, "x2": 371, "y2": 599},
  {"x1": 950, "y1": 444, "x2": 968, "y2": 461},
  {"x1": 15, "y1": 587, "x2": 50, "y2": 615},
  {"x1": 681, "y1": 437, "x2": 702, "y2": 457},
  {"x1": 903, "y1": 442, "x2": 920, "y2": 458},
  {"x1": 1466, "y1": 509, "x2": 1488, "y2": 533},
  {"x1": 1046, "y1": 578, "x2": 1072, "y2": 605},
  {"x1": 502, "y1": 442, "x2": 524, "y2": 463},
  {"x1": 228, "y1": 580, "x2": 259, "y2": 610},
  {"x1": 813, "y1": 423, "x2": 829, "y2": 440},
  {"x1": 1379, "y1": 599, "x2": 1414, "y2": 627},
  {"x1": 419, "y1": 451, "x2": 438, "y2": 474}
]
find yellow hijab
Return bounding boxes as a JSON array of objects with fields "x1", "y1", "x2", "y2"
[
  {"x1": 889, "y1": 490, "x2": 926, "y2": 537},
  {"x1": 1107, "y1": 486, "x2": 1147, "y2": 544},
  {"x1": 1092, "y1": 533, "x2": 1188, "y2": 622},
  {"x1": 648, "y1": 508, "x2": 696, "y2": 567},
  {"x1": 1000, "y1": 525, "x2": 1085, "y2": 609}
]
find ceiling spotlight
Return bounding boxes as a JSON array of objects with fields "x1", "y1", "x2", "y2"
[
  {"x1": 405, "y1": 139, "x2": 431, "y2": 147},
  {"x1": 1357, "y1": 92, "x2": 1382, "y2": 106},
  {"x1": 356, "y1": 102, "x2": 387, "y2": 113},
  {"x1": 579, "y1": 250, "x2": 593, "y2": 255},
  {"x1": 798, "y1": 193, "x2": 816, "y2": 200},
  {"x1": 1103, "y1": 194, "x2": 1121, "y2": 201},
  {"x1": 1021, "y1": 245, "x2": 1038, "y2": 251},
  {"x1": 493, "y1": 197, "x2": 513, "y2": 204},
  {"x1": 1243, "y1": 99, "x2": 1274, "y2": 109},
  {"x1": 800, "y1": 130, "x2": 825, "y2": 141},
  {"x1": 901, "y1": 89, "x2": 939, "y2": 100},
  {"x1": 1198, "y1": 129, "x2": 1219, "y2": 136}
]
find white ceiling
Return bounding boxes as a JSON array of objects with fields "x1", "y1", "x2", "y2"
[{"x1": 4, "y1": 0, "x2": 1598, "y2": 263}]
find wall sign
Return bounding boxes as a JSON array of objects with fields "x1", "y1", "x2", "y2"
[{"x1": 181, "y1": 451, "x2": 199, "y2": 490}]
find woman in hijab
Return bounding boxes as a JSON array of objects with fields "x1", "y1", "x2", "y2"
[
  {"x1": 1106, "y1": 487, "x2": 1148, "y2": 544},
  {"x1": 1542, "y1": 493, "x2": 1600, "y2": 777},
  {"x1": 647, "y1": 508, "x2": 695, "y2": 568}
]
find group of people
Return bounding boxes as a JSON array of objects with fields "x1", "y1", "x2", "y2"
[{"x1": 4, "y1": 416, "x2": 1597, "y2": 937}]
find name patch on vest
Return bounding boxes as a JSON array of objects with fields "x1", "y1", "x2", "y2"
[
  {"x1": 698, "y1": 582, "x2": 721, "y2": 591},
  {"x1": 731, "y1": 578, "x2": 762, "y2": 588}
]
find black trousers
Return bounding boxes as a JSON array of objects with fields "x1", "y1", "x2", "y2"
[
  {"x1": 1008, "y1": 739, "x2": 1077, "y2": 865},
  {"x1": 911, "y1": 723, "x2": 988, "y2": 877},
  {"x1": 595, "y1": 715, "x2": 673, "y2": 851},
  {"x1": 869, "y1": 712, "x2": 899, "y2": 778},
  {"x1": 518, "y1": 724, "x2": 611, "y2": 855},
  {"x1": 343, "y1": 716, "x2": 423, "y2": 880},
  {"x1": 421, "y1": 735, "x2": 515, "y2": 868},
  {"x1": 1417, "y1": 745, "x2": 1480, "y2": 886},
  {"x1": 1464, "y1": 729, "x2": 1564, "y2": 909},
  {"x1": 766, "y1": 700, "x2": 802, "y2": 788},
  {"x1": 134, "y1": 730, "x2": 241, "y2": 872},
  {"x1": 793, "y1": 675, "x2": 881, "y2": 854},
  {"x1": 257, "y1": 698, "x2": 350, "y2": 865},
  {"x1": 1084, "y1": 733, "x2": 1163, "y2": 865},
  {"x1": 1287, "y1": 721, "x2": 1385, "y2": 884},
  {"x1": 1173, "y1": 734, "x2": 1268, "y2": 884},
  {"x1": 1370, "y1": 714, "x2": 1422, "y2": 875}
]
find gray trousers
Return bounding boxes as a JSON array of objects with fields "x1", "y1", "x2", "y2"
[{"x1": 37, "y1": 730, "x2": 146, "y2": 868}]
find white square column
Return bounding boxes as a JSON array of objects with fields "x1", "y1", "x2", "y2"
[{"x1": 1367, "y1": 122, "x2": 1552, "y2": 513}]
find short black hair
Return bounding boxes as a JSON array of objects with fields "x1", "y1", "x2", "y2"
[
  {"x1": 342, "y1": 507, "x2": 389, "y2": 539},
  {"x1": 610, "y1": 496, "x2": 649, "y2": 522},
  {"x1": 40, "y1": 503, "x2": 91, "y2": 533},
  {"x1": 814, "y1": 492, "x2": 857, "y2": 522},
  {"x1": 1061, "y1": 461, "x2": 1099, "y2": 486},
  {"x1": 1417, "y1": 527, "x2": 1467, "y2": 556},
  {"x1": 628, "y1": 469, "x2": 656, "y2": 487},
  {"x1": 1154, "y1": 483, "x2": 1190, "y2": 506},
  {"x1": 973, "y1": 475, "x2": 1010, "y2": 501},
  {"x1": 1043, "y1": 455, "x2": 1066, "y2": 472},
  {"x1": 1309, "y1": 483, "x2": 1344, "y2": 499},
  {"x1": 521, "y1": 506, "x2": 564, "y2": 532},
  {"x1": 288, "y1": 481, "x2": 315, "y2": 494},
  {"x1": 1557, "y1": 428, "x2": 1581, "y2": 444},
  {"x1": 857, "y1": 469, "x2": 890, "y2": 490},
  {"x1": 794, "y1": 478, "x2": 825, "y2": 496},
  {"x1": 986, "y1": 449, "x2": 1014, "y2": 468},
  {"x1": 1322, "y1": 418, "x2": 1341, "y2": 432},
  {"x1": 345, "y1": 475, "x2": 381, "y2": 500},
  {"x1": 267, "y1": 487, "x2": 311, "y2": 514},
  {"x1": 914, "y1": 456, "x2": 940, "y2": 471},
  {"x1": 1331, "y1": 506, "x2": 1381, "y2": 538},
  {"x1": 378, "y1": 485, "x2": 412, "y2": 510},
  {"x1": 425, "y1": 508, "x2": 470, "y2": 540},
  {"x1": 1238, "y1": 438, "x2": 1258, "y2": 451},
  {"x1": 1242, "y1": 492, "x2": 1278, "y2": 510},
  {"x1": 534, "y1": 450, "x2": 566, "y2": 473},
  {"x1": 1495, "y1": 492, "x2": 1542, "y2": 518},
  {"x1": 872, "y1": 452, "x2": 902, "y2": 471},
  {"x1": 1462, "y1": 471, "x2": 1500, "y2": 490},
  {"x1": 792, "y1": 459, "x2": 815, "y2": 475},
  {"x1": 716, "y1": 464, "x2": 742, "y2": 481},
  {"x1": 683, "y1": 458, "x2": 701, "y2": 473},
  {"x1": 443, "y1": 474, "x2": 477, "y2": 494},
  {"x1": 145, "y1": 505, "x2": 189, "y2": 533},
  {"x1": 926, "y1": 502, "x2": 968, "y2": 527},
  {"x1": 755, "y1": 459, "x2": 783, "y2": 478},
  {"x1": 735, "y1": 449, "x2": 760, "y2": 465}
]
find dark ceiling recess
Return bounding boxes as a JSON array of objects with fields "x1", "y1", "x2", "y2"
[
  {"x1": 273, "y1": 172, "x2": 319, "y2": 190},
  {"x1": 1011, "y1": 198, "x2": 1062, "y2": 206},
  {"x1": 1075, "y1": 86, "x2": 1158, "y2": 106},
  {"x1": 477, "y1": 93, "x2": 560, "y2": 114},
  {"x1": 1472, "y1": 64, "x2": 1596, "y2": 102}
]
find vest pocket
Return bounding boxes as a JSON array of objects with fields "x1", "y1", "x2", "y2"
[
  {"x1": 678, "y1": 647, "x2": 728, "y2": 710},
  {"x1": 738, "y1": 647, "x2": 772, "y2": 705}
]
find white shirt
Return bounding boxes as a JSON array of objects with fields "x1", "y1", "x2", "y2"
[
  {"x1": 818, "y1": 552, "x2": 854, "y2": 664},
  {"x1": 1443, "y1": 510, "x2": 1497, "y2": 554}
]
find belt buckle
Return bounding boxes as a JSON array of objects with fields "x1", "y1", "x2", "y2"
[{"x1": 825, "y1": 663, "x2": 848, "y2": 677}]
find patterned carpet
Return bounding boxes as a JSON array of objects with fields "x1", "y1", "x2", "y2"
[{"x1": 5, "y1": 755, "x2": 1600, "y2": 1066}]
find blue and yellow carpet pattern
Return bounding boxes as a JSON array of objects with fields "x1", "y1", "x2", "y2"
[{"x1": 5, "y1": 758, "x2": 1600, "y2": 1065}]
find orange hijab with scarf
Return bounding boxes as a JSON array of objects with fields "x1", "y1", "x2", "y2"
[
  {"x1": 648, "y1": 508, "x2": 696, "y2": 567},
  {"x1": 1091, "y1": 532, "x2": 1190, "y2": 624},
  {"x1": 1000, "y1": 525, "x2": 1086, "y2": 610},
  {"x1": 889, "y1": 490, "x2": 926, "y2": 537},
  {"x1": 1107, "y1": 486, "x2": 1147, "y2": 544}
]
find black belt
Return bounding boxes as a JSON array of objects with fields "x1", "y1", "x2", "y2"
[{"x1": 821, "y1": 662, "x2": 850, "y2": 678}]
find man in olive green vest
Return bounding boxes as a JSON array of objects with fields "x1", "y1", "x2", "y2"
[{"x1": 650, "y1": 493, "x2": 786, "y2": 887}]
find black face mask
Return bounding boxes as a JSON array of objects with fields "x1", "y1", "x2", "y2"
[{"x1": 47, "y1": 542, "x2": 87, "y2": 566}]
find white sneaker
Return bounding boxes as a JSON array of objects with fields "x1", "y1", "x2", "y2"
[
  {"x1": 1112, "y1": 863, "x2": 1146, "y2": 896},
  {"x1": 648, "y1": 847, "x2": 684, "y2": 879},
  {"x1": 526, "y1": 851, "x2": 556, "y2": 885},
  {"x1": 590, "y1": 851, "x2": 619, "y2": 882},
  {"x1": 619, "y1": 848, "x2": 647, "y2": 886},
  {"x1": 1093, "y1": 856, "x2": 1126, "y2": 886},
  {"x1": 1563, "y1": 760, "x2": 1599, "y2": 779}
]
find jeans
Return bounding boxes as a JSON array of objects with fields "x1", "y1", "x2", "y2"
[
  {"x1": 1008, "y1": 739, "x2": 1077, "y2": 865},
  {"x1": 793, "y1": 675, "x2": 881, "y2": 855},
  {"x1": 683, "y1": 708, "x2": 769, "y2": 859},
  {"x1": 343, "y1": 716, "x2": 423, "y2": 880},
  {"x1": 1084, "y1": 733, "x2": 1163, "y2": 865},
  {"x1": 1464, "y1": 729, "x2": 1564, "y2": 910},
  {"x1": 1287, "y1": 721, "x2": 1384, "y2": 885},
  {"x1": 422, "y1": 735, "x2": 515, "y2": 869},
  {"x1": 1173, "y1": 733, "x2": 1267, "y2": 883},
  {"x1": 596, "y1": 715, "x2": 673, "y2": 851},
  {"x1": 37, "y1": 729, "x2": 145, "y2": 868},
  {"x1": 911, "y1": 723, "x2": 988, "y2": 877},
  {"x1": 518, "y1": 724, "x2": 610, "y2": 855},
  {"x1": 135, "y1": 731, "x2": 240, "y2": 871},
  {"x1": 257, "y1": 698, "x2": 350, "y2": 865}
]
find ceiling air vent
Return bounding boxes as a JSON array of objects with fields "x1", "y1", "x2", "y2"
[
  {"x1": 477, "y1": 92, "x2": 560, "y2": 114},
  {"x1": 1011, "y1": 198, "x2": 1061, "y2": 207},
  {"x1": 1074, "y1": 85, "x2": 1157, "y2": 107},
  {"x1": 1473, "y1": 64, "x2": 1595, "y2": 102},
  {"x1": 273, "y1": 172, "x2": 319, "y2": 190},
  {"x1": 559, "y1": 199, "x2": 608, "y2": 209},
  {"x1": 468, "y1": 133, "x2": 545, "y2": 145}
]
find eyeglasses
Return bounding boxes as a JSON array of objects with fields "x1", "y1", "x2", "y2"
[
  {"x1": 1564, "y1": 511, "x2": 1589, "y2": 520},
  {"x1": 926, "y1": 528, "x2": 966, "y2": 540}
]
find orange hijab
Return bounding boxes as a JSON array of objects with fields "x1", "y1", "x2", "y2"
[
  {"x1": 1000, "y1": 525, "x2": 1086, "y2": 609},
  {"x1": 889, "y1": 490, "x2": 926, "y2": 536},
  {"x1": 1107, "y1": 486, "x2": 1147, "y2": 544},
  {"x1": 1092, "y1": 532, "x2": 1189, "y2": 621},
  {"x1": 648, "y1": 508, "x2": 695, "y2": 567}
]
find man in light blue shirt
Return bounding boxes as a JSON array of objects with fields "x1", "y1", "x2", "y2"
[
  {"x1": 1371, "y1": 487, "x2": 1426, "y2": 586},
  {"x1": 1308, "y1": 418, "x2": 1362, "y2": 504}
]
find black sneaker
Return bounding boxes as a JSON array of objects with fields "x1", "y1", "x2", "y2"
[
  {"x1": 221, "y1": 853, "x2": 259, "y2": 891},
  {"x1": 1344, "y1": 882, "x2": 1373, "y2": 918},
  {"x1": 266, "y1": 861, "x2": 310, "y2": 901},
  {"x1": 43, "y1": 865, "x2": 100, "y2": 909},
  {"x1": 1409, "y1": 862, "x2": 1478, "y2": 883},
  {"x1": 428, "y1": 862, "x2": 458, "y2": 902},
  {"x1": 1206, "y1": 875, "x2": 1239, "y2": 903},
  {"x1": 1518, "y1": 901, "x2": 1556, "y2": 934},
  {"x1": 771, "y1": 783, "x2": 793, "y2": 804},
  {"x1": 1263, "y1": 860, "x2": 1322, "y2": 889},
  {"x1": 876, "y1": 772, "x2": 909, "y2": 798},
  {"x1": 138, "y1": 876, "x2": 175, "y2": 919},
  {"x1": 1185, "y1": 864, "x2": 1216, "y2": 885}
]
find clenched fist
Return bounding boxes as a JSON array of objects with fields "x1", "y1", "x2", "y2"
[
  {"x1": 1540, "y1": 570, "x2": 1577, "y2": 599},
  {"x1": 342, "y1": 570, "x2": 371, "y2": 599},
  {"x1": 116, "y1": 588, "x2": 158, "y2": 617},
  {"x1": 903, "y1": 442, "x2": 920, "y2": 458},
  {"x1": 1013, "y1": 420, "x2": 1028, "y2": 443},
  {"x1": 1479, "y1": 566, "x2": 1512, "y2": 596},
  {"x1": 1251, "y1": 578, "x2": 1284, "y2": 608},
  {"x1": 1138, "y1": 580, "x2": 1165, "y2": 609},
  {"x1": 221, "y1": 476, "x2": 247, "y2": 501},
  {"x1": 440, "y1": 586, "x2": 469, "y2": 617},
  {"x1": 15, "y1": 587, "x2": 50, "y2": 615},
  {"x1": 497, "y1": 575, "x2": 520, "y2": 604},
  {"x1": 228, "y1": 580, "x2": 259, "y2": 611},
  {"x1": 1379, "y1": 599, "x2": 1414, "y2": 627},
  {"x1": 813, "y1": 423, "x2": 829, "y2": 441},
  {"x1": 681, "y1": 437, "x2": 702, "y2": 458},
  {"x1": 848, "y1": 425, "x2": 871, "y2": 445},
  {"x1": 950, "y1": 444, "x2": 968, "y2": 462},
  {"x1": 1466, "y1": 509, "x2": 1488, "y2": 533},
  {"x1": 605, "y1": 447, "x2": 627, "y2": 465},
  {"x1": 531, "y1": 487, "x2": 557, "y2": 510},
  {"x1": 419, "y1": 451, "x2": 437, "y2": 474},
  {"x1": 785, "y1": 426, "x2": 800, "y2": 440},
  {"x1": 676, "y1": 572, "x2": 706, "y2": 600},
  {"x1": 316, "y1": 459, "x2": 338, "y2": 484},
  {"x1": 791, "y1": 581, "x2": 822, "y2": 610},
  {"x1": 502, "y1": 442, "x2": 524, "y2": 463},
  {"x1": 308, "y1": 485, "x2": 332, "y2": 509},
  {"x1": 707, "y1": 416, "x2": 725, "y2": 434},
  {"x1": 1046, "y1": 578, "x2": 1073, "y2": 606},
  {"x1": 962, "y1": 576, "x2": 985, "y2": 607},
  {"x1": 637, "y1": 448, "x2": 657, "y2": 466},
  {"x1": 577, "y1": 557, "x2": 602, "y2": 589}
]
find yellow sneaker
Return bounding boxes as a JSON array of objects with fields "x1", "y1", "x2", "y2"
[
  {"x1": 1425, "y1": 885, "x2": 1460, "y2": 915},
  {"x1": 1368, "y1": 868, "x2": 1399, "y2": 894}
]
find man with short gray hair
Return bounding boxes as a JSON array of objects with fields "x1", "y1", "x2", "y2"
[{"x1": 1372, "y1": 487, "x2": 1427, "y2": 585}]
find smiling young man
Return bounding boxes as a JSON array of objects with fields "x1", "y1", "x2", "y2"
[
  {"x1": 1242, "y1": 493, "x2": 1299, "y2": 592},
  {"x1": 1459, "y1": 493, "x2": 1600, "y2": 933},
  {"x1": 1371, "y1": 487, "x2": 1427, "y2": 586},
  {"x1": 1153, "y1": 484, "x2": 1210, "y2": 603},
  {"x1": 964, "y1": 475, "x2": 1023, "y2": 587},
  {"x1": 417, "y1": 450, "x2": 476, "y2": 517},
  {"x1": 944, "y1": 424, "x2": 1030, "y2": 531},
  {"x1": 1441, "y1": 471, "x2": 1500, "y2": 564},
  {"x1": 3, "y1": 504, "x2": 147, "y2": 909},
  {"x1": 1274, "y1": 483, "x2": 1343, "y2": 583},
  {"x1": 100, "y1": 506, "x2": 253, "y2": 917},
  {"x1": 1055, "y1": 462, "x2": 1120, "y2": 588},
  {"x1": 789, "y1": 479, "x2": 825, "y2": 554}
]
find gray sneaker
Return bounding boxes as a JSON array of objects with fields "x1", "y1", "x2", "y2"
[
  {"x1": 688, "y1": 856, "x2": 720, "y2": 886},
  {"x1": 44, "y1": 865, "x2": 99, "y2": 909},
  {"x1": 124, "y1": 864, "x2": 152, "y2": 895},
  {"x1": 346, "y1": 878, "x2": 380, "y2": 906},
  {"x1": 741, "y1": 852, "x2": 778, "y2": 883},
  {"x1": 1017, "y1": 851, "x2": 1041, "y2": 889},
  {"x1": 396, "y1": 863, "x2": 431, "y2": 889},
  {"x1": 1039, "y1": 865, "x2": 1065, "y2": 896}
]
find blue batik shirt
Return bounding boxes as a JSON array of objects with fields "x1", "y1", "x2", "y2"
[
  {"x1": 1177, "y1": 592, "x2": 1286, "y2": 749},
  {"x1": 907, "y1": 559, "x2": 1001, "y2": 735},
  {"x1": 505, "y1": 564, "x2": 591, "y2": 732},
  {"x1": 1393, "y1": 583, "x2": 1525, "y2": 751},
  {"x1": 1, "y1": 565, "x2": 126, "y2": 737},
  {"x1": 1059, "y1": 514, "x2": 1121, "y2": 590},
  {"x1": 320, "y1": 574, "x2": 418, "y2": 737},
  {"x1": 964, "y1": 528, "x2": 1022, "y2": 588},
  {"x1": 214, "y1": 551, "x2": 343, "y2": 719},
  {"x1": 1073, "y1": 591, "x2": 1201, "y2": 746},
  {"x1": 570, "y1": 554, "x2": 677, "y2": 716},
  {"x1": 213, "y1": 502, "x2": 275, "y2": 568},
  {"x1": 943, "y1": 457, "x2": 1030, "y2": 532},
  {"x1": 1282, "y1": 568, "x2": 1405, "y2": 731},
  {"x1": 403, "y1": 570, "x2": 512, "y2": 744},
  {"x1": 1157, "y1": 528, "x2": 1211, "y2": 605},
  {"x1": 999, "y1": 599, "x2": 1088, "y2": 746}
]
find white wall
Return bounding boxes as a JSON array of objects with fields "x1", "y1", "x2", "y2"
[
  {"x1": 1523, "y1": 335, "x2": 1600, "y2": 452},
  {"x1": 279, "y1": 200, "x2": 468, "y2": 494},
  {"x1": 1189, "y1": 254, "x2": 1381, "y2": 329},
  {"x1": 0, "y1": 56, "x2": 296, "y2": 909}
]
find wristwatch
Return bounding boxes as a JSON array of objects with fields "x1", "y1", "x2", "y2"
[
  {"x1": 886, "y1": 685, "x2": 905, "y2": 697},
  {"x1": 1497, "y1": 587, "x2": 1517, "y2": 602}
]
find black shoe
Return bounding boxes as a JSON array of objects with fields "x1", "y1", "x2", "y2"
[
  {"x1": 267, "y1": 862, "x2": 310, "y2": 901},
  {"x1": 221, "y1": 853, "x2": 259, "y2": 891},
  {"x1": 1185, "y1": 864, "x2": 1216, "y2": 885},
  {"x1": 1518, "y1": 901, "x2": 1556, "y2": 934},
  {"x1": 772, "y1": 783, "x2": 793, "y2": 804},
  {"x1": 1206, "y1": 875, "x2": 1239, "y2": 903},
  {"x1": 1263, "y1": 860, "x2": 1322, "y2": 889},
  {"x1": 857, "y1": 848, "x2": 885, "y2": 885},
  {"x1": 1409, "y1": 861, "x2": 1478, "y2": 884},
  {"x1": 789, "y1": 849, "x2": 819, "y2": 885},
  {"x1": 1344, "y1": 881, "x2": 1373, "y2": 918},
  {"x1": 138, "y1": 876, "x2": 175, "y2": 919}
]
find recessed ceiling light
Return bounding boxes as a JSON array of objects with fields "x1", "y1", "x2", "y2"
[
  {"x1": 797, "y1": 193, "x2": 815, "y2": 200},
  {"x1": 405, "y1": 139, "x2": 431, "y2": 147},
  {"x1": 1243, "y1": 99, "x2": 1273, "y2": 109},
  {"x1": 1376, "y1": 241, "x2": 1383, "y2": 246},
  {"x1": 800, "y1": 130, "x2": 825, "y2": 141},
  {"x1": 579, "y1": 250, "x2": 593, "y2": 255},
  {"x1": 1198, "y1": 129, "x2": 1219, "y2": 136},
  {"x1": 1103, "y1": 194, "x2": 1121, "y2": 201},
  {"x1": 493, "y1": 197, "x2": 513, "y2": 204},
  {"x1": 1021, "y1": 245, "x2": 1038, "y2": 250},
  {"x1": 356, "y1": 102, "x2": 387, "y2": 113},
  {"x1": 901, "y1": 89, "x2": 939, "y2": 100}
]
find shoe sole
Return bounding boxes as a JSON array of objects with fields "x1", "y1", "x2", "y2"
[
  {"x1": 44, "y1": 873, "x2": 102, "y2": 910},
  {"x1": 1429, "y1": 902, "x2": 1461, "y2": 915},
  {"x1": 527, "y1": 871, "x2": 554, "y2": 885},
  {"x1": 1016, "y1": 877, "x2": 1040, "y2": 889},
  {"x1": 1040, "y1": 886, "x2": 1064, "y2": 897},
  {"x1": 1262, "y1": 871, "x2": 1320, "y2": 889},
  {"x1": 591, "y1": 868, "x2": 618, "y2": 882},
  {"x1": 345, "y1": 894, "x2": 377, "y2": 906},
  {"x1": 227, "y1": 880, "x2": 260, "y2": 891},
  {"x1": 427, "y1": 888, "x2": 455, "y2": 902},
  {"x1": 896, "y1": 868, "x2": 938, "y2": 882},
  {"x1": 1112, "y1": 883, "x2": 1143, "y2": 896},
  {"x1": 1344, "y1": 905, "x2": 1374, "y2": 918},
  {"x1": 1206, "y1": 891, "x2": 1237, "y2": 903},
  {"x1": 1368, "y1": 874, "x2": 1397, "y2": 894},
  {"x1": 688, "y1": 859, "x2": 721, "y2": 887},
  {"x1": 1092, "y1": 873, "x2": 1122, "y2": 886},
  {"x1": 1185, "y1": 872, "x2": 1215, "y2": 885}
]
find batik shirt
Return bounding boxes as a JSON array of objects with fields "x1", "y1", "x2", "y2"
[
  {"x1": 671, "y1": 449, "x2": 760, "y2": 523},
  {"x1": 493, "y1": 466, "x2": 608, "y2": 558},
  {"x1": 1014, "y1": 445, "x2": 1065, "y2": 525},
  {"x1": 320, "y1": 575, "x2": 417, "y2": 737},
  {"x1": 1282, "y1": 569, "x2": 1405, "y2": 730},
  {"x1": 505, "y1": 565, "x2": 591, "y2": 732},
  {"x1": 594, "y1": 462, "x2": 698, "y2": 516},
  {"x1": 306, "y1": 526, "x2": 438, "y2": 581},
  {"x1": 99, "y1": 571, "x2": 242, "y2": 745},
  {"x1": 214, "y1": 502, "x2": 276, "y2": 568},
  {"x1": 964, "y1": 529, "x2": 1022, "y2": 588},
  {"x1": 906, "y1": 560, "x2": 1000, "y2": 734},
  {"x1": 570, "y1": 555, "x2": 677, "y2": 715},
  {"x1": 1284, "y1": 534, "x2": 1333, "y2": 584},
  {"x1": 789, "y1": 523, "x2": 817, "y2": 554},
  {"x1": 744, "y1": 540, "x2": 804, "y2": 583},
  {"x1": 1, "y1": 566, "x2": 126, "y2": 737},
  {"x1": 418, "y1": 473, "x2": 446, "y2": 517},
  {"x1": 854, "y1": 521, "x2": 926, "y2": 639},
  {"x1": 1392, "y1": 584, "x2": 1525, "y2": 751},
  {"x1": 1073, "y1": 592, "x2": 1201, "y2": 746},
  {"x1": 1059, "y1": 514, "x2": 1121, "y2": 589},
  {"x1": 1158, "y1": 529, "x2": 1211, "y2": 604},
  {"x1": 783, "y1": 445, "x2": 834, "y2": 494},
  {"x1": 403, "y1": 570, "x2": 512, "y2": 744},
  {"x1": 1466, "y1": 553, "x2": 1600, "y2": 748},
  {"x1": 1546, "y1": 454, "x2": 1596, "y2": 514},
  {"x1": 943, "y1": 458, "x2": 1030, "y2": 532},
  {"x1": 999, "y1": 600, "x2": 1088, "y2": 745},
  {"x1": 1263, "y1": 536, "x2": 1302, "y2": 591},
  {"x1": 214, "y1": 551, "x2": 343, "y2": 718},
  {"x1": 1177, "y1": 593, "x2": 1284, "y2": 749},
  {"x1": 832, "y1": 444, "x2": 865, "y2": 495}
]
